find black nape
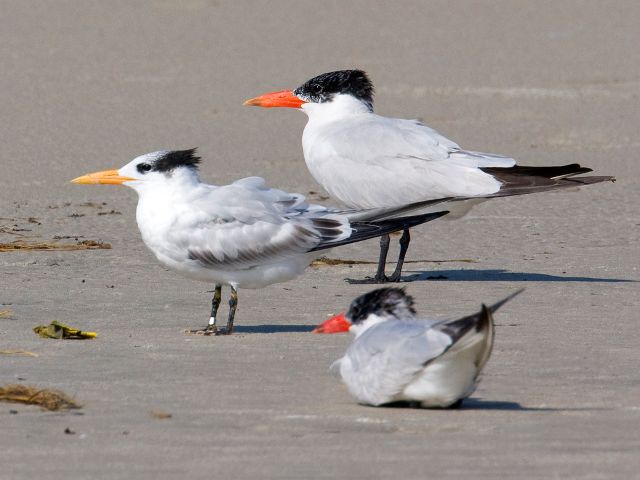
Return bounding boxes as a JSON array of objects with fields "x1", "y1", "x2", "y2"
[{"x1": 152, "y1": 149, "x2": 201, "y2": 173}]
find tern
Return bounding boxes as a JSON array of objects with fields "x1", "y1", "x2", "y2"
[
  {"x1": 71, "y1": 149, "x2": 447, "y2": 335},
  {"x1": 313, "y1": 288, "x2": 522, "y2": 408},
  {"x1": 245, "y1": 70, "x2": 614, "y2": 282}
]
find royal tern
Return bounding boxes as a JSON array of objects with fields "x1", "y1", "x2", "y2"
[
  {"x1": 71, "y1": 149, "x2": 447, "y2": 335},
  {"x1": 245, "y1": 70, "x2": 614, "y2": 282},
  {"x1": 313, "y1": 288, "x2": 522, "y2": 408}
]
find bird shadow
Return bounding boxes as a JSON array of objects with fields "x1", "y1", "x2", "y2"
[
  {"x1": 379, "y1": 398, "x2": 606, "y2": 412},
  {"x1": 233, "y1": 324, "x2": 316, "y2": 334},
  {"x1": 459, "y1": 399, "x2": 557, "y2": 411},
  {"x1": 348, "y1": 268, "x2": 634, "y2": 284}
]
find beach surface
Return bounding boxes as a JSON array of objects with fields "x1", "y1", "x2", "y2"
[{"x1": 1, "y1": 1, "x2": 639, "y2": 478}]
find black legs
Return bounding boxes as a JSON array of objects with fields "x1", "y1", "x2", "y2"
[
  {"x1": 224, "y1": 286, "x2": 238, "y2": 335},
  {"x1": 374, "y1": 234, "x2": 391, "y2": 282},
  {"x1": 388, "y1": 229, "x2": 410, "y2": 282},
  {"x1": 189, "y1": 284, "x2": 238, "y2": 335},
  {"x1": 374, "y1": 228, "x2": 411, "y2": 283},
  {"x1": 202, "y1": 285, "x2": 222, "y2": 334}
]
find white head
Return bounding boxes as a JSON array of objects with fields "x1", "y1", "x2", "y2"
[
  {"x1": 244, "y1": 69, "x2": 375, "y2": 119},
  {"x1": 71, "y1": 149, "x2": 202, "y2": 194},
  {"x1": 313, "y1": 287, "x2": 417, "y2": 337}
]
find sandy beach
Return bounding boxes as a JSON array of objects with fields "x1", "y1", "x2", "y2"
[{"x1": 1, "y1": 1, "x2": 639, "y2": 478}]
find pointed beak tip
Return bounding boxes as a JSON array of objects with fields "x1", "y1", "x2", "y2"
[{"x1": 70, "y1": 175, "x2": 91, "y2": 184}]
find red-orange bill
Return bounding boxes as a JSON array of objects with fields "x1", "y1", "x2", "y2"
[
  {"x1": 243, "y1": 90, "x2": 306, "y2": 109},
  {"x1": 312, "y1": 313, "x2": 351, "y2": 334}
]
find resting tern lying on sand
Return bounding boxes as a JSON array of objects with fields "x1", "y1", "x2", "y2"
[
  {"x1": 314, "y1": 288, "x2": 522, "y2": 408},
  {"x1": 245, "y1": 70, "x2": 614, "y2": 283},
  {"x1": 72, "y1": 149, "x2": 447, "y2": 335}
]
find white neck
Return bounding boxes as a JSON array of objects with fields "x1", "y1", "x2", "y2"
[
  {"x1": 301, "y1": 94, "x2": 372, "y2": 124},
  {"x1": 129, "y1": 169, "x2": 207, "y2": 257},
  {"x1": 349, "y1": 314, "x2": 390, "y2": 338},
  {"x1": 127, "y1": 167, "x2": 202, "y2": 198}
]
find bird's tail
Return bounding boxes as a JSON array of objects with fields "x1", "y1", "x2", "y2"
[
  {"x1": 480, "y1": 163, "x2": 615, "y2": 197},
  {"x1": 433, "y1": 289, "x2": 524, "y2": 370},
  {"x1": 311, "y1": 210, "x2": 449, "y2": 251}
]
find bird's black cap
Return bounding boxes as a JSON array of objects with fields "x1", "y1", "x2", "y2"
[
  {"x1": 154, "y1": 149, "x2": 201, "y2": 172},
  {"x1": 135, "y1": 149, "x2": 201, "y2": 175},
  {"x1": 294, "y1": 70, "x2": 374, "y2": 109},
  {"x1": 347, "y1": 287, "x2": 415, "y2": 324}
]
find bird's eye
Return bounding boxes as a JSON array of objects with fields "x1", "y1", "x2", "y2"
[
  {"x1": 137, "y1": 163, "x2": 152, "y2": 174},
  {"x1": 311, "y1": 84, "x2": 323, "y2": 95}
]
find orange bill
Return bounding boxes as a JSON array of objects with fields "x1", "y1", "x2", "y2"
[
  {"x1": 243, "y1": 90, "x2": 306, "y2": 108},
  {"x1": 71, "y1": 170, "x2": 136, "y2": 185},
  {"x1": 312, "y1": 313, "x2": 351, "y2": 334}
]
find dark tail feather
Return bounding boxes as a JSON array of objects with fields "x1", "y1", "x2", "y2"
[
  {"x1": 434, "y1": 289, "x2": 524, "y2": 344},
  {"x1": 479, "y1": 163, "x2": 614, "y2": 198},
  {"x1": 433, "y1": 289, "x2": 524, "y2": 370},
  {"x1": 311, "y1": 210, "x2": 448, "y2": 251},
  {"x1": 486, "y1": 288, "x2": 525, "y2": 314}
]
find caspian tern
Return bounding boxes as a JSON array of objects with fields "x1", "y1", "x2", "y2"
[
  {"x1": 245, "y1": 70, "x2": 614, "y2": 282},
  {"x1": 313, "y1": 287, "x2": 522, "y2": 408},
  {"x1": 71, "y1": 149, "x2": 447, "y2": 335}
]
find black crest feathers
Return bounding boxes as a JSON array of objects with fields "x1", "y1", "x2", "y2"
[
  {"x1": 347, "y1": 287, "x2": 415, "y2": 324},
  {"x1": 153, "y1": 149, "x2": 201, "y2": 173},
  {"x1": 295, "y1": 70, "x2": 374, "y2": 107}
]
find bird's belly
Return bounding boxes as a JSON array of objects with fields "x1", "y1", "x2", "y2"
[
  {"x1": 152, "y1": 249, "x2": 318, "y2": 289},
  {"x1": 399, "y1": 357, "x2": 478, "y2": 407}
]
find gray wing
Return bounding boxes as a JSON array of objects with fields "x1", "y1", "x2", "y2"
[
  {"x1": 169, "y1": 181, "x2": 351, "y2": 270},
  {"x1": 307, "y1": 115, "x2": 516, "y2": 207},
  {"x1": 338, "y1": 321, "x2": 453, "y2": 405}
]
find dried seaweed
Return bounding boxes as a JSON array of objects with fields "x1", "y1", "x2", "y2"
[
  {"x1": 0, "y1": 384, "x2": 81, "y2": 411},
  {"x1": 0, "y1": 239, "x2": 111, "y2": 252},
  {"x1": 0, "y1": 350, "x2": 38, "y2": 357},
  {"x1": 33, "y1": 321, "x2": 97, "y2": 339}
]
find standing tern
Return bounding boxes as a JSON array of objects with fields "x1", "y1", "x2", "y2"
[
  {"x1": 71, "y1": 149, "x2": 447, "y2": 335},
  {"x1": 313, "y1": 288, "x2": 522, "y2": 408},
  {"x1": 245, "y1": 70, "x2": 614, "y2": 282}
]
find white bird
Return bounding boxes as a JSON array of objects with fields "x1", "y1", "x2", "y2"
[
  {"x1": 313, "y1": 288, "x2": 522, "y2": 408},
  {"x1": 245, "y1": 70, "x2": 614, "y2": 282},
  {"x1": 71, "y1": 149, "x2": 447, "y2": 335}
]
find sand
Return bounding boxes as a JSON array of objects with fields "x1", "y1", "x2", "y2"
[{"x1": 1, "y1": 1, "x2": 639, "y2": 478}]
